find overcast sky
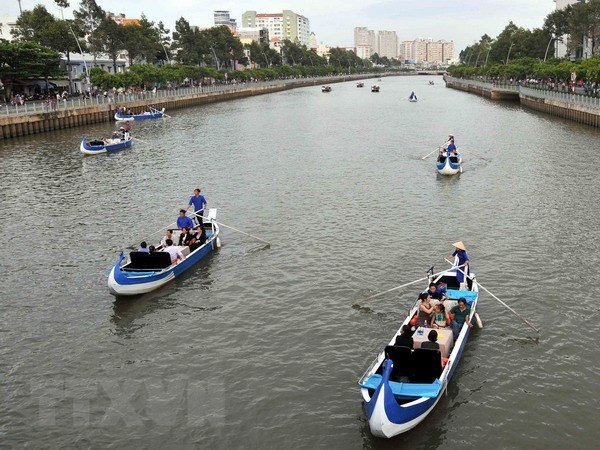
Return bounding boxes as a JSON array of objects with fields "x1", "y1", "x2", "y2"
[{"x1": 2, "y1": 0, "x2": 556, "y2": 52}]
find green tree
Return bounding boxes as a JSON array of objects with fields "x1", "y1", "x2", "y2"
[
  {"x1": 0, "y1": 40, "x2": 61, "y2": 94},
  {"x1": 95, "y1": 18, "x2": 125, "y2": 73},
  {"x1": 12, "y1": 4, "x2": 85, "y2": 92},
  {"x1": 73, "y1": 0, "x2": 106, "y2": 57},
  {"x1": 569, "y1": 0, "x2": 600, "y2": 57}
]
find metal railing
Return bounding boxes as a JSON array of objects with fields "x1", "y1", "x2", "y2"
[
  {"x1": 1, "y1": 75, "x2": 360, "y2": 118},
  {"x1": 445, "y1": 76, "x2": 600, "y2": 111}
]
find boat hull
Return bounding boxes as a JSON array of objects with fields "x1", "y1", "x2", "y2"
[
  {"x1": 80, "y1": 136, "x2": 133, "y2": 155},
  {"x1": 108, "y1": 214, "x2": 219, "y2": 296},
  {"x1": 114, "y1": 108, "x2": 165, "y2": 121},
  {"x1": 436, "y1": 154, "x2": 462, "y2": 175}
]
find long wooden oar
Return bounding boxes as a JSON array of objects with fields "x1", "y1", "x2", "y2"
[
  {"x1": 214, "y1": 220, "x2": 271, "y2": 247},
  {"x1": 132, "y1": 137, "x2": 151, "y2": 145},
  {"x1": 362, "y1": 263, "x2": 467, "y2": 302},
  {"x1": 421, "y1": 140, "x2": 448, "y2": 160},
  {"x1": 444, "y1": 259, "x2": 540, "y2": 333},
  {"x1": 151, "y1": 107, "x2": 172, "y2": 118}
]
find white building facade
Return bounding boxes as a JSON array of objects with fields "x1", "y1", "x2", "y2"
[{"x1": 242, "y1": 10, "x2": 310, "y2": 48}]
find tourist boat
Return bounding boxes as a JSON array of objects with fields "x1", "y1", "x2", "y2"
[
  {"x1": 80, "y1": 135, "x2": 133, "y2": 155},
  {"x1": 114, "y1": 107, "x2": 166, "y2": 121},
  {"x1": 357, "y1": 82, "x2": 365, "y2": 88},
  {"x1": 371, "y1": 85, "x2": 380, "y2": 92},
  {"x1": 429, "y1": 81, "x2": 435, "y2": 85},
  {"x1": 108, "y1": 209, "x2": 220, "y2": 296},
  {"x1": 436, "y1": 149, "x2": 462, "y2": 175},
  {"x1": 409, "y1": 97, "x2": 418, "y2": 102},
  {"x1": 322, "y1": 85, "x2": 332, "y2": 92},
  {"x1": 358, "y1": 263, "x2": 479, "y2": 438}
]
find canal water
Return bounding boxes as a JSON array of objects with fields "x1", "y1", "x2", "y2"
[{"x1": 1, "y1": 75, "x2": 599, "y2": 448}]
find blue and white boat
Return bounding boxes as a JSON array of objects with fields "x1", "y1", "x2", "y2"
[
  {"x1": 359, "y1": 264, "x2": 478, "y2": 438},
  {"x1": 436, "y1": 149, "x2": 462, "y2": 175},
  {"x1": 114, "y1": 107, "x2": 165, "y2": 121},
  {"x1": 80, "y1": 135, "x2": 133, "y2": 155},
  {"x1": 108, "y1": 209, "x2": 220, "y2": 296}
]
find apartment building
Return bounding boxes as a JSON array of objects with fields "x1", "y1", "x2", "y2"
[{"x1": 242, "y1": 10, "x2": 310, "y2": 48}]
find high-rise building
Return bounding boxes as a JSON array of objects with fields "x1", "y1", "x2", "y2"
[
  {"x1": 403, "y1": 38, "x2": 454, "y2": 64},
  {"x1": 378, "y1": 30, "x2": 398, "y2": 59},
  {"x1": 354, "y1": 27, "x2": 377, "y2": 59},
  {"x1": 242, "y1": 10, "x2": 310, "y2": 48},
  {"x1": 214, "y1": 10, "x2": 237, "y2": 30}
]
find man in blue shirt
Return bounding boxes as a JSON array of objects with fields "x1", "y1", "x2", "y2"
[
  {"x1": 185, "y1": 188, "x2": 207, "y2": 226},
  {"x1": 177, "y1": 209, "x2": 194, "y2": 230},
  {"x1": 424, "y1": 283, "x2": 448, "y2": 301}
]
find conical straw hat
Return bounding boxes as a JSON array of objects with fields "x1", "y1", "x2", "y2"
[{"x1": 452, "y1": 241, "x2": 466, "y2": 250}]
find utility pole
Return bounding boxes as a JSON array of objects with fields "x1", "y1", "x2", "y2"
[{"x1": 17, "y1": 0, "x2": 23, "y2": 15}]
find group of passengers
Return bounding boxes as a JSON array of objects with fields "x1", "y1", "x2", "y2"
[
  {"x1": 414, "y1": 283, "x2": 473, "y2": 341},
  {"x1": 134, "y1": 188, "x2": 209, "y2": 266},
  {"x1": 439, "y1": 134, "x2": 459, "y2": 157}
]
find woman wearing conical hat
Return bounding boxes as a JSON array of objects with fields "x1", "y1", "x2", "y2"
[{"x1": 448, "y1": 241, "x2": 469, "y2": 287}]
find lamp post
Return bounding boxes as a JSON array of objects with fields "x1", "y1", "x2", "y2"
[
  {"x1": 505, "y1": 42, "x2": 514, "y2": 65},
  {"x1": 544, "y1": 36, "x2": 555, "y2": 62},
  {"x1": 483, "y1": 45, "x2": 492, "y2": 67}
]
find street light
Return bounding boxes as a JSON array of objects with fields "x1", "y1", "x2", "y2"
[
  {"x1": 544, "y1": 36, "x2": 556, "y2": 62},
  {"x1": 505, "y1": 42, "x2": 514, "y2": 65},
  {"x1": 483, "y1": 45, "x2": 492, "y2": 67}
]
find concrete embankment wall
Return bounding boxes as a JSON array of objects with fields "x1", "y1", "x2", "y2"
[
  {"x1": 444, "y1": 79, "x2": 519, "y2": 101},
  {"x1": 0, "y1": 75, "x2": 367, "y2": 140},
  {"x1": 519, "y1": 93, "x2": 600, "y2": 128},
  {"x1": 445, "y1": 78, "x2": 600, "y2": 128}
]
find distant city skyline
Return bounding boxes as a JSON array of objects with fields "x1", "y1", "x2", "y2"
[{"x1": 1, "y1": 0, "x2": 556, "y2": 53}]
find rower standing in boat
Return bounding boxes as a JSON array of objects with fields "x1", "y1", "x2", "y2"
[
  {"x1": 185, "y1": 188, "x2": 207, "y2": 226},
  {"x1": 445, "y1": 134, "x2": 456, "y2": 155},
  {"x1": 448, "y1": 241, "x2": 470, "y2": 290}
]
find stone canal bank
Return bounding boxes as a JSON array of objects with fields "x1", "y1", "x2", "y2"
[{"x1": 444, "y1": 76, "x2": 600, "y2": 128}]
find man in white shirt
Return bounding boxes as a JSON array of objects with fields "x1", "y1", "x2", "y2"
[
  {"x1": 162, "y1": 239, "x2": 184, "y2": 264},
  {"x1": 160, "y1": 230, "x2": 174, "y2": 248}
]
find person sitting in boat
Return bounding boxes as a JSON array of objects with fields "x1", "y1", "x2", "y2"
[
  {"x1": 138, "y1": 241, "x2": 150, "y2": 253},
  {"x1": 432, "y1": 304, "x2": 449, "y2": 328},
  {"x1": 394, "y1": 324, "x2": 413, "y2": 349},
  {"x1": 178, "y1": 227, "x2": 191, "y2": 246},
  {"x1": 424, "y1": 282, "x2": 448, "y2": 302},
  {"x1": 447, "y1": 241, "x2": 469, "y2": 289},
  {"x1": 177, "y1": 210, "x2": 195, "y2": 231},
  {"x1": 449, "y1": 298, "x2": 473, "y2": 340},
  {"x1": 409, "y1": 91, "x2": 416, "y2": 100},
  {"x1": 160, "y1": 229, "x2": 174, "y2": 248},
  {"x1": 148, "y1": 245, "x2": 156, "y2": 253},
  {"x1": 421, "y1": 330, "x2": 440, "y2": 350},
  {"x1": 187, "y1": 226, "x2": 206, "y2": 252},
  {"x1": 162, "y1": 239, "x2": 185, "y2": 264},
  {"x1": 112, "y1": 130, "x2": 120, "y2": 139},
  {"x1": 417, "y1": 292, "x2": 435, "y2": 327}
]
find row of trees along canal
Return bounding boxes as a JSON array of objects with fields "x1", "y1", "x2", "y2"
[
  {"x1": 1, "y1": 0, "x2": 409, "y2": 98},
  {"x1": 448, "y1": 0, "x2": 600, "y2": 83}
]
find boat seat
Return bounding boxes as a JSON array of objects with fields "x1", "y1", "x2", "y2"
[
  {"x1": 360, "y1": 374, "x2": 442, "y2": 398},
  {"x1": 446, "y1": 289, "x2": 477, "y2": 305},
  {"x1": 128, "y1": 251, "x2": 172, "y2": 270},
  {"x1": 412, "y1": 348, "x2": 443, "y2": 384},
  {"x1": 384, "y1": 345, "x2": 413, "y2": 381}
]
